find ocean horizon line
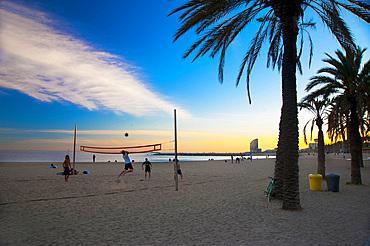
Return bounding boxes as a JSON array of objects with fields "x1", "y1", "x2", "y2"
[
  {"x1": 156, "y1": 152, "x2": 276, "y2": 156},
  {"x1": 0, "y1": 150, "x2": 276, "y2": 163}
]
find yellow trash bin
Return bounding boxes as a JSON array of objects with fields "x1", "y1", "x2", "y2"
[{"x1": 309, "y1": 174, "x2": 322, "y2": 191}]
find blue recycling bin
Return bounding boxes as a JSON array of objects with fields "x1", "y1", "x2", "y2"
[{"x1": 326, "y1": 173, "x2": 340, "y2": 192}]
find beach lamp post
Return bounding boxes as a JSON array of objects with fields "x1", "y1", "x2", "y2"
[
  {"x1": 73, "y1": 125, "x2": 77, "y2": 174},
  {"x1": 174, "y1": 109, "x2": 178, "y2": 191}
]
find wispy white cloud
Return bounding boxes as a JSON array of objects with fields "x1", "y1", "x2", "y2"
[
  {"x1": 0, "y1": 1, "x2": 190, "y2": 117},
  {"x1": 31, "y1": 129, "x2": 175, "y2": 137},
  {"x1": 0, "y1": 127, "x2": 244, "y2": 139}
]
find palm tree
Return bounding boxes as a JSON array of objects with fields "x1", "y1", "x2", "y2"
[
  {"x1": 298, "y1": 98, "x2": 330, "y2": 178},
  {"x1": 357, "y1": 58, "x2": 370, "y2": 166},
  {"x1": 304, "y1": 46, "x2": 370, "y2": 184},
  {"x1": 326, "y1": 60, "x2": 370, "y2": 167},
  {"x1": 169, "y1": 1, "x2": 369, "y2": 210},
  {"x1": 326, "y1": 95, "x2": 349, "y2": 158},
  {"x1": 327, "y1": 95, "x2": 348, "y2": 145},
  {"x1": 327, "y1": 94, "x2": 368, "y2": 167}
]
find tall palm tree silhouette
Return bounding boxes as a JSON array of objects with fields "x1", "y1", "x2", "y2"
[{"x1": 170, "y1": 0, "x2": 369, "y2": 209}]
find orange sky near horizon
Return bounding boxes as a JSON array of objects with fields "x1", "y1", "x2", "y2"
[{"x1": 0, "y1": 129, "x2": 322, "y2": 153}]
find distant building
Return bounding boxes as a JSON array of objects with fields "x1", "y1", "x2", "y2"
[
  {"x1": 264, "y1": 149, "x2": 277, "y2": 153},
  {"x1": 309, "y1": 143, "x2": 318, "y2": 152},
  {"x1": 250, "y1": 139, "x2": 261, "y2": 152}
]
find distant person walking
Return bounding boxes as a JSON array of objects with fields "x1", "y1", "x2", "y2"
[
  {"x1": 231, "y1": 155, "x2": 233, "y2": 164},
  {"x1": 117, "y1": 150, "x2": 134, "y2": 181},
  {"x1": 142, "y1": 158, "x2": 152, "y2": 180},
  {"x1": 93, "y1": 154, "x2": 96, "y2": 162},
  {"x1": 63, "y1": 155, "x2": 72, "y2": 182}
]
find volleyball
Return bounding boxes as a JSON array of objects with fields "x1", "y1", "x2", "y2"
[{"x1": 124, "y1": 132, "x2": 129, "y2": 137}]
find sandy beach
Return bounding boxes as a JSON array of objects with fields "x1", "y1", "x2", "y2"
[{"x1": 0, "y1": 154, "x2": 369, "y2": 245}]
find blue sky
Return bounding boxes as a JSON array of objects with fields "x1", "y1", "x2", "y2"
[{"x1": 0, "y1": 0, "x2": 369, "y2": 153}]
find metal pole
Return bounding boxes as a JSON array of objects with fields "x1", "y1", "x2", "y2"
[
  {"x1": 174, "y1": 109, "x2": 178, "y2": 191},
  {"x1": 73, "y1": 125, "x2": 77, "y2": 174}
]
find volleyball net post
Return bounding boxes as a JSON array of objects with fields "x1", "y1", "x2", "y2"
[
  {"x1": 174, "y1": 109, "x2": 178, "y2": 191},
  {"x1": 73, "y1": 125, "x2": 77, "y2": 174}
]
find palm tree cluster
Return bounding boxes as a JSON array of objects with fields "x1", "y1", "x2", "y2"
[
  {"x1": 298, "y1": 98, "x2": 330, "y2": 179},
  {"x1": 300, "y1": 46, "x2": 370, "y2": 185},
  {"x1": 169, "y1": 0, "x2": 369, "y2": 210}
]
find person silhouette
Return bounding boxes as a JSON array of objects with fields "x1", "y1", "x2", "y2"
[{"x1": 117, "y1": 150, "x2": 134, "y2": 180}]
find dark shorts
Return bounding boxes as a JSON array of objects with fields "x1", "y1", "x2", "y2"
[
  {"x1": 124, "y1": 163, "x2": 134, "y2": 170},
  {"x1": 176, "y1": 169, "x2": 182, "y2": 175},
  {"x1": 64, "y1": 167, "x2": 70, "y2": 175},
  {"x1": 145, "y1": 166, "x2": 151, "y2": 172}
]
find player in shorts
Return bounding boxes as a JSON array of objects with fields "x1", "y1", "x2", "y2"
[
  {"x1": 62, "y1": 155, "x2": 72, "y2": 182},
  {"x1": 117, "y1": 150, "x2": 133, "y2": 180},
  {"x1": 142, "y1": 158, "x2": 152, "y2": 180}
]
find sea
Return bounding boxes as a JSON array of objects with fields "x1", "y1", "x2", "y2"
[{"x1": 0, "y1": 150, "x2": 275, "y2": 163}]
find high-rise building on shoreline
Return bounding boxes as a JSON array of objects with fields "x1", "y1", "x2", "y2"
[{"x1": 250, "y1": 139, "x2": 261, "y2": 153}]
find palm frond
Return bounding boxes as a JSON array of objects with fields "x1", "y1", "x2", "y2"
[
  {"x1": 299, "y1": 19, "x2": 315, "y2": 67},
  {"x1": 170, "y1": 0, "x2": 368, "y2": 107},
  {"x1": 306, "y1": 75, "x2": 339, "y2": 91},
  {"x1": 338, "y1": 0, "x2": 370, "y2": 24},
  {"x1": 236, "y1": 11, "x2": 273, "y2": 103},
  {"x1": 318, "y1": 1, "x2": 356, "y2": 51},
  {"x1": 266, "y1": 18, "x2": 283, "y2": 70},
  {"x1": 298, "y1": 101, "x2": 315, "y2": 113},
  {"x1": 170, "y1": 0, "x2": 246, "y2": 42}
]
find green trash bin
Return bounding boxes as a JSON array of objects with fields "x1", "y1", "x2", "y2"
[
  {"x1": 326, "y1": 173, "x2": 340, "y2": 192},
  {"x1": 309, "y1": 174, "x2": 322, "y2": 191}
]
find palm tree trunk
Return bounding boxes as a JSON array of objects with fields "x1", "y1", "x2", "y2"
[
  {"x1": 317, "y1": 119, "x2": 326, "y2": 179},
  {"x1": 359, "y1": 139, "x2": 364, "y2": 168},
  {"x1": 277, "y1": 7, "x2": 301, "y2": 210},
  {"x1": 348, "y1": 97, "x2": 362, "y2": 184},
  {"x1": 274, "y1": 133, "x2": 284, "y2": 199}
]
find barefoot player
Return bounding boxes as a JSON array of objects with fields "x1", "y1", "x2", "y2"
[
  {"x1": 117, "y1": 150, "x2": 133, "y2": 180},
  {"x1": 142, "y1": 158, "x2": 152, "y2": 180}
]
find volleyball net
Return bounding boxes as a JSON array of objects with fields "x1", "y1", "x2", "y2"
[{"x1": 80, "y1": 143, "x2": 162, "y2": 154}]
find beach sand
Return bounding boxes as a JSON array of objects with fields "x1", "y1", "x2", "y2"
[{"x1": 0, "y1": 154, "x2": 369, "y2": 245}]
